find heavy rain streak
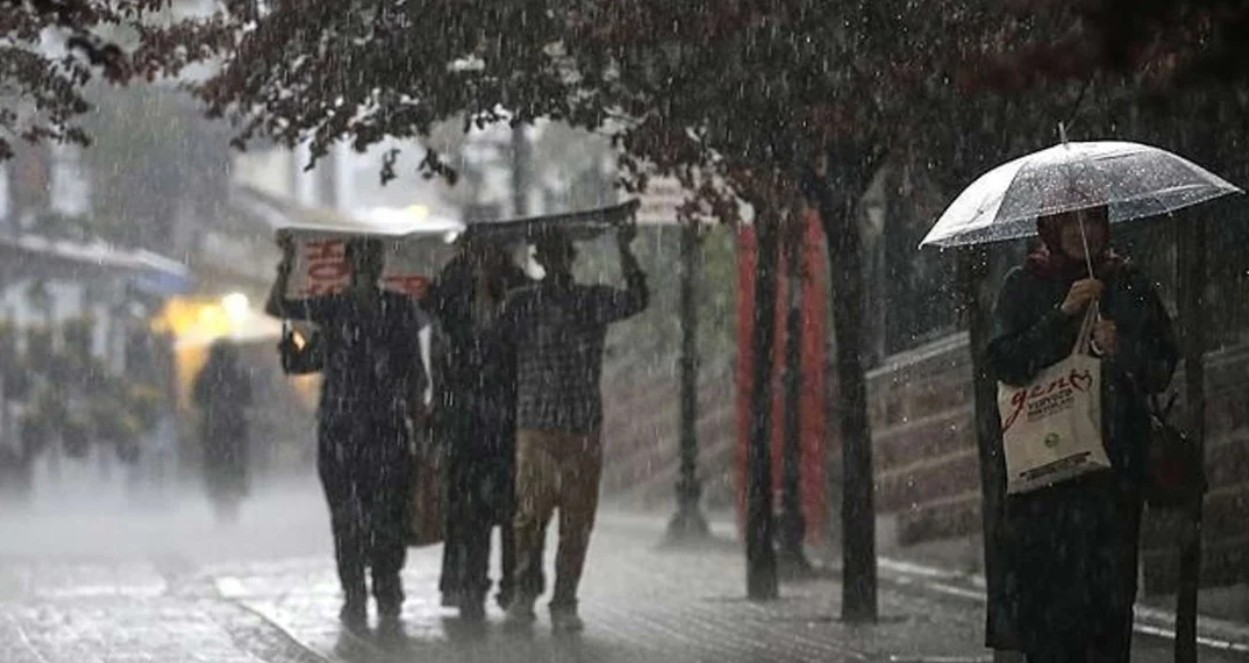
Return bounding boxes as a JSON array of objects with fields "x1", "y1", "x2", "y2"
[{"x1": 1, "y1": 2, "x2": 1248, "y2": 663}]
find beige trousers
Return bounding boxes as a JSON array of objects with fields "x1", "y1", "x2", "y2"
[{"x1": 512, "y1": 429, "x2": 602, "y2": 608}]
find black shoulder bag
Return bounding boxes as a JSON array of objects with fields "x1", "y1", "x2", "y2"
[
  {"x1": 1140, "y1": 390, "x2": 1207, "y2": 510},
  {"x1": 278, "y1": 321, "x2": 325, "y2": 376}
]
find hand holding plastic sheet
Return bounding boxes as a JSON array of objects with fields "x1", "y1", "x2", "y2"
[{"x1": 275, "y1": 200, "x2": 641, "y2": 299}]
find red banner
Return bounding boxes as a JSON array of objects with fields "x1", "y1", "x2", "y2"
[
  {"x1": 735, "y1": 210, "x2": 829, "y2": 545},
  {"x1": 284, "y1": 234, "x2": 432, "y2": 300}
]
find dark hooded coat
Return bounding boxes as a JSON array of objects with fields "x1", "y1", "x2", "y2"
[{"x1": 985, "y1": 220, "x2": 1178, "y2": 660}]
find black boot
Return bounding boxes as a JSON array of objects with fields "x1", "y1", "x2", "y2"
[
  {"x1": 459, "y1": 594, "x2": 487, "y2": 622},
  {"x1": 339, "y1": 595, "x2": 367, "y2": 631},
  {"x1": 374, "y1": 575, "x2": 405, "y2": 621}
]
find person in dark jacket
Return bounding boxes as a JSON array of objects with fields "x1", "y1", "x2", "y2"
[
  {"x1": 426, "y1": 235, "x2": 539, "y2": 621},
  {"x1": 267, "y1": 237, "x2": 428, "y2": 630},
  {"x1": 192, "y1": 339, "x2": 252, "y2": 523},
  {"x1": 986, "y1": 204, "x2": 1178, "y2": 663}
]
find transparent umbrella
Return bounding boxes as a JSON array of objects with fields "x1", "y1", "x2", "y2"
[{"x1": 920, "y1": 141, "x2": 1242, "y2": 249}]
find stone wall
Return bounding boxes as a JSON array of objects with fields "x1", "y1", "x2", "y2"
[
  {"x1": 599, "y1": 363, "x2": 739, "y2": 512},
  {"x1": 865, "y1": 333, "x2": 1249, "y2": 594},
  {"x1": 598, "y1": 322, "x2": 1249, "y2": 594}
]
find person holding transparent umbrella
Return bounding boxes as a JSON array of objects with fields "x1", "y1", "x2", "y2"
[
  {"x1": 986, "y1": 201, "x2": 1177, "y2": 663},
  {"x1": 922, "y1": 139, "x2": 1239, "y2": 663}
]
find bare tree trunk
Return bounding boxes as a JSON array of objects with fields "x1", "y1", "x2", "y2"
[
  {"x1": 746, "y1": 210, "x2": 780, "y2": 601},
  {"x1": 777, "y1": 212, "x2": 812, "y2": 577},
  {"x1": 813, "y1": 159, "x2": 878, "y2": 622},
  {"x1": 829, "y1": 199, "x2": 876, "y2": 623}
]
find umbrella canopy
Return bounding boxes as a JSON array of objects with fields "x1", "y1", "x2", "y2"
[{"x1": 921, "y1": 141, "x2": 1242, "y2": 248}]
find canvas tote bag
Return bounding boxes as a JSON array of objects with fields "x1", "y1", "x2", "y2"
[{"x1": 998, "y1": 306, "x2": 1112, "y2": 494}]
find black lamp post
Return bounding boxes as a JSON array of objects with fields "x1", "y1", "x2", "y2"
[{"x1": 666, "y1": 217, "x2": 711, "y2": 544}]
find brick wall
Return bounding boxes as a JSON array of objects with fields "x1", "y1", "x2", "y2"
[
  {"x1": 866, "y1": 333, "x2": 1249, "y2": 594},
  {"x1": 597, "y1": 321, "x2": 1248, "y2": 594},
  {"x1": 1139, "y1": 344, "x2": 1249, "y2": 593},
  {"x1": 599, "y1": 363, "x2": 739, "y2": 511}
]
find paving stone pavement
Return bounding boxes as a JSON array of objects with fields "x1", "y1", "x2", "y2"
[
  {"x1": 1, "y1": 504, "x2": 1244, "y2": 663},
  {"x1": 206, "y1": 515, "x2": 1249, "y2": 663}
]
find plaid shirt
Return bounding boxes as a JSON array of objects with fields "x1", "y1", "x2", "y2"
[{"x1": 503, "y1": 271, "x2": 648, "y2": 433}]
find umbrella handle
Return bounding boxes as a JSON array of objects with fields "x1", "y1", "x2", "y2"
[{"x1": 1076, "y1": 213, "x2": 1096, "y2": 278}]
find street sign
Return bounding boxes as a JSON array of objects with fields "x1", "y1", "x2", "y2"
[
  {"x1": 636, "y1": 176, "x2": 690, "y2": 225},
  {"x1": 635, "y1": 175, "x2": 753, "y2": 226}
]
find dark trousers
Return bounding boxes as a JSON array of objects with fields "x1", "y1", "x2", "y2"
[
  {"x1": 440, "y1": 456, "x2": 545, "y2": 606},
  {"x1": 202, "y1": 434, "x2": 249, "y2": 501},
  {"x1": 318, "y1": 412, "x2": 413, "y2": 607}
]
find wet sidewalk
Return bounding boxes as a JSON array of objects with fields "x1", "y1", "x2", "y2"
[
  {"x1": 212, "y1": 524, "x2": 974, "y2": 662},
  {"x1": 208, "y1": 513, "x2": 1249, "y2": 663},
  {"x1": 1, "y1": 507, "x2": 1245, "y2": 662}
]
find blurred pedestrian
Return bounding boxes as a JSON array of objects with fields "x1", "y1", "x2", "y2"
[
  {"x1": 987, "y1": 205, "x2": 1177, "y2": 663},
  {"x1": 425, "y1": 235, "x2": 539, "y2": 621},
  {"x1": 192, "y1": 339, "x2": 252, "y2": 523},
  {"x1": 502, "y1": 224, "x2": 648, "y2": 633},
  {"x1": 267, "y1": 237, "x2": 428, "y2": 630}
]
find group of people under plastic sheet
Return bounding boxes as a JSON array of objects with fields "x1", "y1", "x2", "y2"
[{"x1": 262, "y1": 223, "x2": 648, "y2": 634}]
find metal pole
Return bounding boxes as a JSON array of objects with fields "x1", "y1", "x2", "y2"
[
  {"x1": 1175, "y1": 215, "x2": 1207, "y2": 663},
  {"x1": 511, "y1": 123, "x2": 529, "y2": 218},
  {"x1": 666, "y1": 218, "x2": 711, "y2": 544},
  {"x1": 777, "y1": 212, "x2": 812, "y2": 576},
  {"x1": 959, "y1": 247, "x2": 1023, "y2": 658}
]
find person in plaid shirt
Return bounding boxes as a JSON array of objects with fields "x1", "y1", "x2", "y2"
[{"x1": 502, "y1": 223, "x2": 648, "y2": 633}]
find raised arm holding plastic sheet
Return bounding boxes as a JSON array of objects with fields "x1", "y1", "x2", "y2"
[
  {"x1": 500, "y1": 224, "x2": 649, "y2": 634},
  {"x1": 267, "y1": 236, "x2": 428, "y2": 631}
]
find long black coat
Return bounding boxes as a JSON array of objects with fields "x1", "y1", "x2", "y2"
[
  {"x1": 426, "y1": 257, "x2": 530, "y2": 507},
  {"x1": 986, "y1": 261, "x2": 1177, "y2": 658},
  {"x1": 192, "y1": 350, "x2": 253, "y2": 498}
]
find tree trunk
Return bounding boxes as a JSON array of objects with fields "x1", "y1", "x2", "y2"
[
  {"x1": 1175, "y1": 215, "x2": 1207, "y2": 663},
  {"x1": 777, "y1": 212, "x2": 812, "y2": 576},
  {"x1": 816, "y1": 181, "x2": 877, "y2": 623},
  {"x1": 746, "y1": 211, "x2": 781, "y2": 601}
]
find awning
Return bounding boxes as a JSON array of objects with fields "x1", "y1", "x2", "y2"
[{"x1": 0, "y1": 234, "x2": 193, "y2": 294}]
